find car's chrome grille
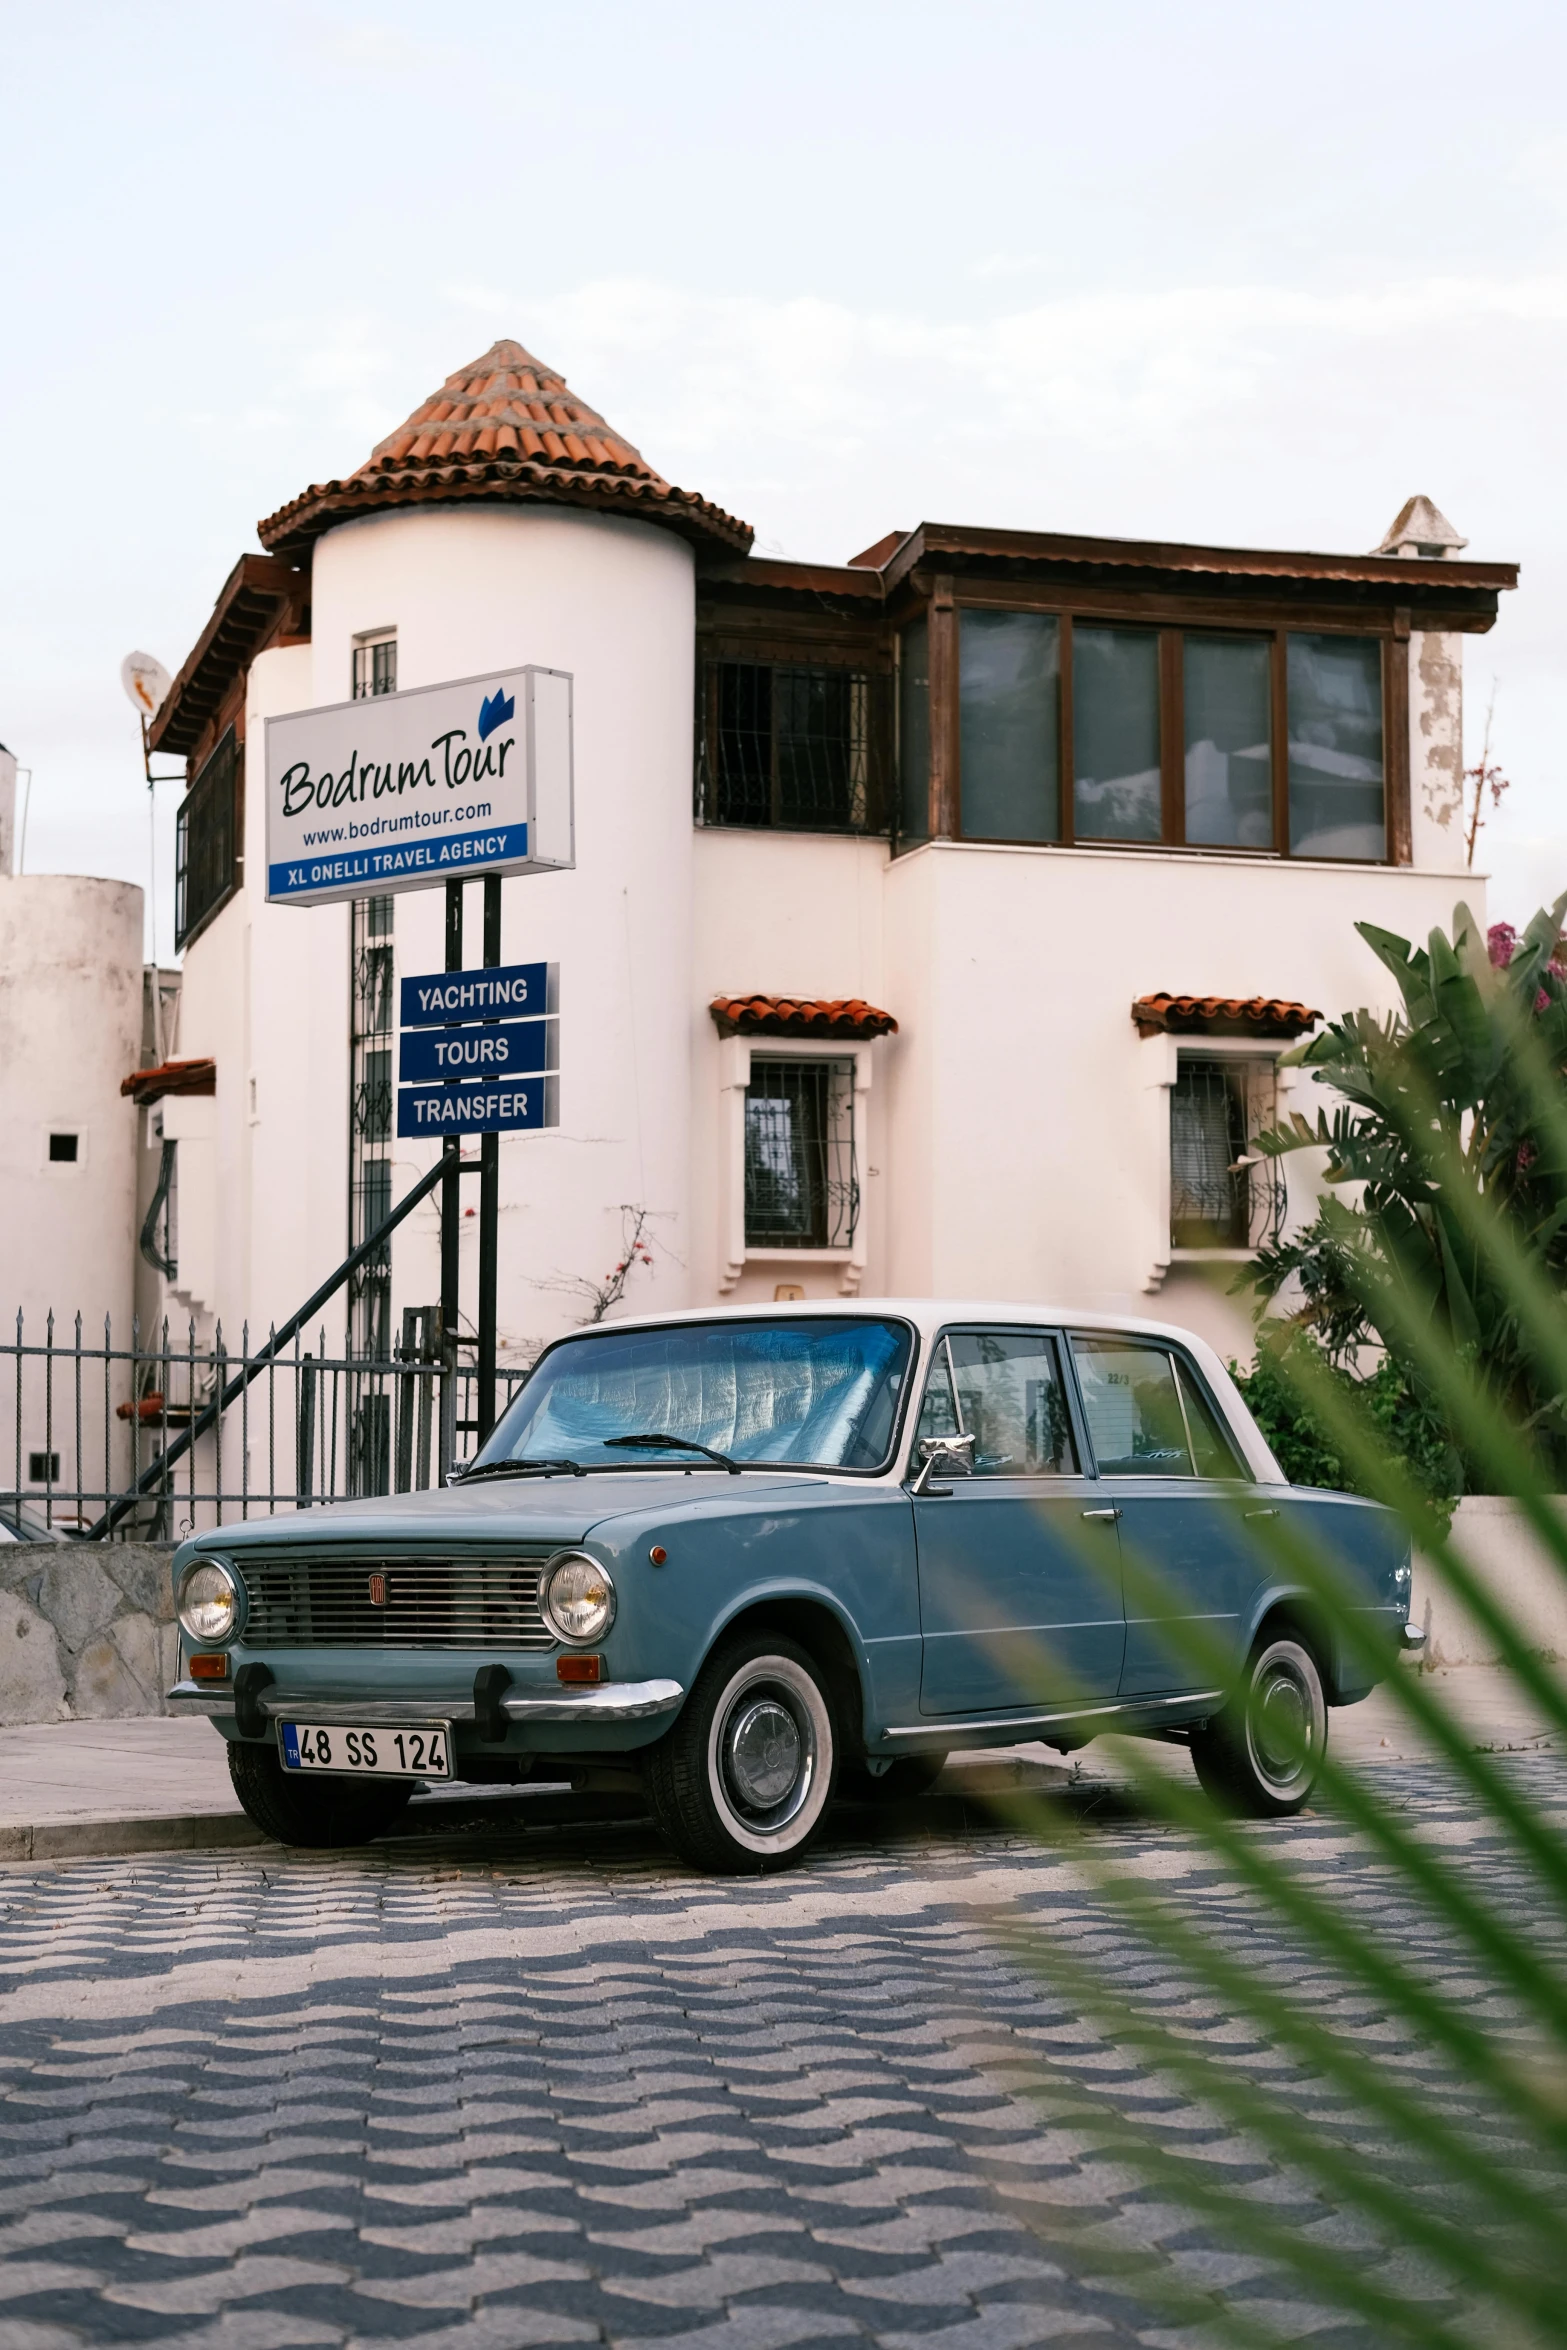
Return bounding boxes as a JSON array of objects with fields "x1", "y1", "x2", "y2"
[{"x1": 238, "y1": 1554, "x2": 557, "y2": 1651}]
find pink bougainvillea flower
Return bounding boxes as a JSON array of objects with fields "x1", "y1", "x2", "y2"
[{"x1": 1489, "y1": 922, "x2": 1518, "y2": 968}]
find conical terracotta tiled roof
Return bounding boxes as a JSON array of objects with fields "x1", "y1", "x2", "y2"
[{"x1": 258, "y1": 338, "x2": 752, "y2": 560}]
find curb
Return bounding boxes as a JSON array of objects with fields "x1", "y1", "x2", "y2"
[{"x1": 0, "y1": 1813, "x2": 270, "y2": 1864}]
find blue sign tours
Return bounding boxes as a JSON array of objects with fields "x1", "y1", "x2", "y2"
[
  {"x1": 399, "y1": 1018, "x2": 558, "y2": 1084},
  {"x1": 396, "y1": 961, "x2": 561, "y2": 1139}
]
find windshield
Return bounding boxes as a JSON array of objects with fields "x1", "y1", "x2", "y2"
[{"x1": 476, "y1": 1317, "x2": 916, "y2": 1473}]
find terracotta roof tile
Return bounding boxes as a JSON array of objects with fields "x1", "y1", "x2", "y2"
[
  {"x1": 121, "y1": 1057, "x2": 217, "y2": 1107},
  {"x1": 1132, "y1": 994, "x2": 1321, "y2": 1040},
  {"x1": 259, "y1": 338, "x2": 752, "y2": 561},
  {"x1": 710, "y1": 995, "x2": 898, "y2": 1042}
]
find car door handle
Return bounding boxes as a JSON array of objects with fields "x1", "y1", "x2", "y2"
[
  {"x1": 1244, "y1": 1507, "x2": 1280, "y2": 1520},
  {"x1": 1081, "y1": 1507, "x2": 1121, "y2": 1522}
]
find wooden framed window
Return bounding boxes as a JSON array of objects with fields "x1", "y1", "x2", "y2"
[
  {"x1": 911, "y1": 604, "x2": 1397, "y2": 864},
  {"x1": 174, "y1": 727, "x2": 241, "y2": 948},
  {"x1": 699, "y1": 658, "x2": 871, "y2": 832}
]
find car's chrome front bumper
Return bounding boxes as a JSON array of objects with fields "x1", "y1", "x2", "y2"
[{"x1": 166, "y1": 1677, "x2": 685, "y2": 1726}]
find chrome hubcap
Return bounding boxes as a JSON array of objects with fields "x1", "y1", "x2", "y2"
[
  {"x1": 1252, "y1": 1662, "x2": 1314, "y2": 1785},
  {"x1": 725, "y1": 1698, "x2": 802, "y2": 1810}
]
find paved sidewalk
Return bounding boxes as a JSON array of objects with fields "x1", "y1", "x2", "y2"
[{"x1": 0, "y1": 1660, "x2": 1558, "y2": 1863}]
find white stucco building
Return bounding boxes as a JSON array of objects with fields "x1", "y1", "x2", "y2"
[{"x1": 138, "y1": 341, "x2": 1516, "y2": 1430}]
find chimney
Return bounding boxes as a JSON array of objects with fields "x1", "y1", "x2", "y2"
[{"x1": 1375, "y1": 496, "x2": 1468, "y2": 561}]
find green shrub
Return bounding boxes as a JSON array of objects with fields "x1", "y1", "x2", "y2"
[{"x1": 1231, "y1": 1329, "x2": 1458, "y2": 1531}]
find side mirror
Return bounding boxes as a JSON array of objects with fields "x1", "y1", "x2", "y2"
[{"x1": 910, "y1": 1432, "x2": 975, "y2": 1496}]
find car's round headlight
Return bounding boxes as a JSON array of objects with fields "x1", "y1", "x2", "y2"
[
  {"x1": 542, "y1": 1551, "x2": 616, "y2": 1644},
  {"x1": 177, "y1": 1558, "x2": 244, "y2": 1645}
]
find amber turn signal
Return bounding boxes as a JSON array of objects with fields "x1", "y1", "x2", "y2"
[
  {"x1": 649, "y1": 1546, "x2": 667, "y2": 1565},
  {"x1": 555, "y1": 1653, "x2": 604, "y2": 1685},
  {"x1": 189, "y1": 1652, "x2": 230, "y2": 1681}
]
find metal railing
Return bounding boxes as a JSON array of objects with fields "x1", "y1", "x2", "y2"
[{"x1": 2, "y1": 1306, "x2": 529, "y2": 1542}]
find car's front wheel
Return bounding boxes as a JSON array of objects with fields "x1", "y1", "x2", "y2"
[
  {"x1": 643, "y1": 1633, "x2": 836, "y2": 1873},
  {"x1": 1190, "y1": 1633, "x2": 1327, "y2": 1817},
  {"x1": 228, "y1": 1739, "x2": 414, "y2": 1847}
]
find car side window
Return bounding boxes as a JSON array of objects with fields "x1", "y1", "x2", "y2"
[
  {"x1": 1072, "y1": 1337, "x2": 1197, "y2": 1476},
  {"x1": 916, "y1": 1330, "x2": 1077, "y2": 1476},
  {"x1": 1176, "y1": 1360, "x2": 1245, "y2": 1477}
]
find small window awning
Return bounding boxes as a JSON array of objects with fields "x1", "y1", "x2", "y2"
[
  {"x1": 1132, "y1": 994, "x2": 1320, "y2": 1041},
  {"x1": 710, "y1": 995, "x2": 898, "y2": 1042},
  {"x1": 121, "y1": 1057, "x2": 216, "y2": 1108}
]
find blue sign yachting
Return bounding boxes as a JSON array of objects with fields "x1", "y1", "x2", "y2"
[{"x1": 399, "y1": 961, "x2": 553, "y2": 1026}]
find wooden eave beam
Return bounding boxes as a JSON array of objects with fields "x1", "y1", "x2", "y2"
[
  {"x1": 149, "y1": 553, "x2": 307, "y2": 756},
  {"x1": 880, "y1": 519, "x2": 1517, "y2": 615}
]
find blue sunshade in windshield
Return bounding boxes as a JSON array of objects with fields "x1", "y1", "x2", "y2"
[{"x1": 484, "y1": 1318, "x2": 913, "y2": 1472}]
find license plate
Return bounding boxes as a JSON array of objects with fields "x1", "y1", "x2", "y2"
[{"x1": 278, "y1": 1721, "x2": 452, "y2": 1780}]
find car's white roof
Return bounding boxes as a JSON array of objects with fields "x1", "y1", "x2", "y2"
[
  {"x1": 554, "y1": 1298, "x2": 1284, "y2": 1484},
  {"x1": 595, "y1": 1297, "x2": 1220, "y2": 1347}
]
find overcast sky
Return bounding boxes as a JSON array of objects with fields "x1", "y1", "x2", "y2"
[{"x1": 3, "y1": 0, "x2": 1564, "y2": 956}]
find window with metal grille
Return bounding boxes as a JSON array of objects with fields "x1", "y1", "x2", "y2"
[
  {"x1": 1170, "y1": 1055, "x2": 1281, "y2": 1250},
  {"x1": 353, "y1": 634, "x2": 397, "y2": 700},
  {"x1": 701, "y1": 661, "x2": 869, "y2": 830},
  {"x1": 744, "y1": 1059, "x2": 859, "y2": 1249},
  {"x1": 349, "y1": 634, "x2": 397, "y2": 1385},
  {"x1": 174, "y1": 727, "x2": 240, "y2": 948}
]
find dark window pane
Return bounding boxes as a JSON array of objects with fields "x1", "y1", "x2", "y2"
[
  {"x1": 744, "y1": 1059, "x2": 858, "y2": 1248},
  {"x1": 776, "y1": 667, "x2": 855, "y2": 827},
  {"x1": 710, "y1": 663, "x2": 866, "y2": 830},
  {"x1": 174, "y1": 729, "x2": 240, "y2": 948},
  {"x1": 1170, "y1": 1057, "x2": 1250, "y2": 1246},
  {"x1": 716, "y1": 664, "x2": 772, "y2": 826},
  {"x1": 959, "y1": 610, "x2": 1060, "y2": 842},
  {"x1": 898, "y1": 619, "x2": 930, "y2": 845},
  {"x1": 1073, "y1": 626, "x2": 1161, "y2": 840},
  {"x1": 1177, "y1": 1361, "x2": 1244, "y2": 1477},
  {"x1": 1072, "y1": 1339, "x2": 1194, "y2": 1476},
  {"x1": 1184, "y1": 634, "x2": 1272, "y2": 847},
  {"x1": 1287, "y1": 634, "x2": 1384, "y2": 860}
]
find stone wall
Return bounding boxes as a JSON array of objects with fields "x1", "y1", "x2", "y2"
[
  {"x1": 1414, "y1": 1497, "x2": 1567, "y2": 1667},
  {"x1": 0, "y1": 1546, "x2": 178, "y2": 1725}
]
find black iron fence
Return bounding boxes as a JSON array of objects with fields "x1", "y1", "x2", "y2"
[{"x1": 2, "y1": 1309, "x2": 530, "y2": 1542}]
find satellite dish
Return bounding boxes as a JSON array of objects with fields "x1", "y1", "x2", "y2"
[{"x1": 120, "y1": 651, "x2": 171, "y2": 723}]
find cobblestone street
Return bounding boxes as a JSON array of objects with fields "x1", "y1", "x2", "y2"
[{"x1": 0, "y1": 1743, "x2": 1553, "y2": 2350}]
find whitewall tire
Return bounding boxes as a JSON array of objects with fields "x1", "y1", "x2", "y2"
[
  {"x1": 1191, "y1": 1634, "x2": 1327, "y2": 1818},
  {"x1": 644, "y1": 1633, "x2": 837, "y2": 1874}
]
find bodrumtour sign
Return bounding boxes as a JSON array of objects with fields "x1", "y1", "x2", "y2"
[{"x1": 263, "y1": 667, "x2": 574, "y2": 907}]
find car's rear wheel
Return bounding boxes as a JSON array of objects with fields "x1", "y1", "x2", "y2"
[
  {"x1": 227, "y1": 1739, "x2": 414, "y2": 1847},
  {"x1": 643, "y1": 1633, "x2": 836, "y2": 1874},
  {"x1": 1190, "y1": 1633, "x2": 1327, "y2": 1818}
]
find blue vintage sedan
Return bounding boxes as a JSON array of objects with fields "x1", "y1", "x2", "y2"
[{"x1": 169, "y1": 1304, "x2": 1417, "y2": 1871}]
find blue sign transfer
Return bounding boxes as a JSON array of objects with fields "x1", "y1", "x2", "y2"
[{"x1": 396, "y1": 1078, "x2": 558, "y2": 1138}]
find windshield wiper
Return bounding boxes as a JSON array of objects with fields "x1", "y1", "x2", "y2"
[
  {"x1": 603, "y1": 1433, "x2": 742, "y2": 1475},
  {"x1": 456, "y1": 1457, "x2": 587, "y2": 1482}
]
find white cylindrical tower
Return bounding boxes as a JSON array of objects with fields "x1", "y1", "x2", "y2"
[
  {"x1": 250, "y1": 339, "x2": 752, "y2": 1368},
  {"x1": 0, "y1": 875, "x2": 143, "y2": 1507},
  {"x1": 307, "y1": 504, "x2": 697, "y2": 1353}
]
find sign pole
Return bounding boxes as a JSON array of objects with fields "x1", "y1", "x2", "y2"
[
  {"x1": 476, "y1": 874, "x2": 502, "y2": 1442},
  {"x1": 439, "y1": 878, "x2": 464, "y2": 1476}
]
